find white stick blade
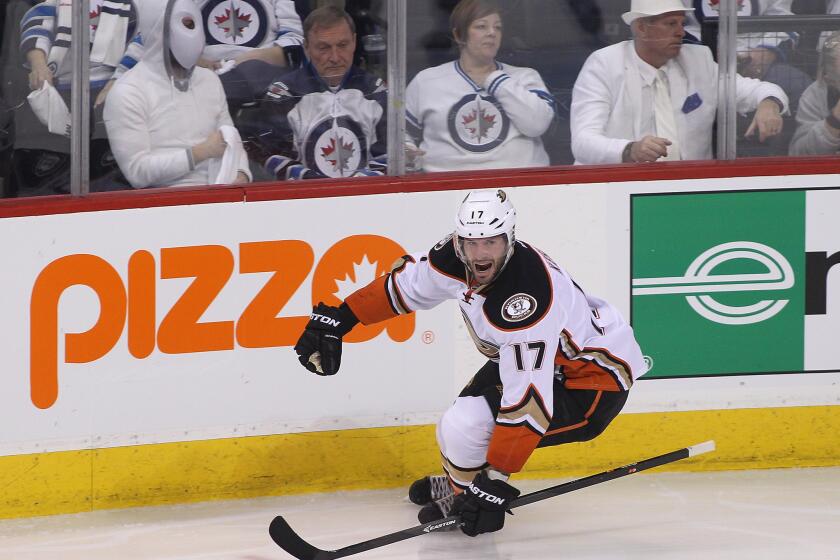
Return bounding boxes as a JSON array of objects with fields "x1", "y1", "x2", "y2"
[{"x1": 687, "y1": 440, "x2": 716, "y2": 457}]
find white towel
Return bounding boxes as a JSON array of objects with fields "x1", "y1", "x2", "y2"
[
  {"x1": 212, "y1": 125, "x2": 245, "y2": 184},
  {"x1": 215, "y1": 59, "x2": 237, "y2": 76},
  {"x1": 27, "y1": 82, "x2": 71, "y2": 136}
]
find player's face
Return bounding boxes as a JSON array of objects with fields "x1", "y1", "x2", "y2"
[
  {"x1": 639, "y1": 13, "x2": 685, "y2": 60},
  {"x1": 305, "y1": 20, "x2": 356, "y2": 87},
  {"x1": 463, "y1": 13, "x2": 502, "y2": 63},
  {"x1": 461, "y1": 234, "x2": 508, "y2": 284}
]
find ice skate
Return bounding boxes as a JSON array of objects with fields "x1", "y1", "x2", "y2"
[{"x1": 408, "y1": 475, "x2": 454, "y2": 506}]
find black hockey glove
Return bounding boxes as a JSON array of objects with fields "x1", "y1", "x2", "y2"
[
  {"x1": 453, "y1": 470, "x2": 520, "y2": 537},
  {"x1": 294, "y1": 302, "x2": 359, "y2": 376}
]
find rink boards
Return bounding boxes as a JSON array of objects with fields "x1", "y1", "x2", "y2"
[{"x1": 1, "y1": 174, "x2": 839, "y2": 518}]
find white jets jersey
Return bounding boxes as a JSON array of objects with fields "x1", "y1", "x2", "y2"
[
  {"x1": 287, "y1": 88, "x2": 384, "y2": 176},
  {"x1": 345, "y1": 236, "x2": 646, "y2": 473},
  {"x1": 199, "y1": 0, "x2": 303, "y2": 61},
  {"x1": 405, "y1": 61, "x2": 555, "y2": 172}
]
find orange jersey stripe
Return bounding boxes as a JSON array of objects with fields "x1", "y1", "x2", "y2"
[
  {"x1": 487, "y1": 424, "x2": 542, "y2": 474},
  {"x1": 344, "y1": 275, "x2": 398, "y2": 325},
  {"x1": 556, "y1": 353, "x2": 624, "y2": 391}
]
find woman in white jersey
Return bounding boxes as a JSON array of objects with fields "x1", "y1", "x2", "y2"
[{"x1": 405, "y1": 0, "x2": 556, "y2": 172}]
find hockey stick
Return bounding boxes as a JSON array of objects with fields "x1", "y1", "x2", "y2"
[{"x1": 269, "y1": 440, "x2": 715, "y2": 560}]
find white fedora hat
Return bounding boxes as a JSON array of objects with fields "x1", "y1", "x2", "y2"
[{"x1": 622, "y1": 0, "x2": 688, "y2": 25}]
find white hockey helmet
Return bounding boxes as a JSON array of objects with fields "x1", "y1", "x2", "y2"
[{"x1": 454, "y1": 189, "x2": 516, "y2": 280}]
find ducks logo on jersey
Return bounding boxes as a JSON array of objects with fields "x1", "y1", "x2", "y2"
[{"x1": 502, "y1": 293, "x2": 537, "y2": 322}]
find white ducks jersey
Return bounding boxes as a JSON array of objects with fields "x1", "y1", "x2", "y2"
[{"x1": 344, "y1": 235, "x2": 646, "y2": 473}]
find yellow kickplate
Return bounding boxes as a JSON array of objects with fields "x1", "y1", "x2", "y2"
[{"x1": 1, "y1": 405, "x2": 838, "y2": 519}]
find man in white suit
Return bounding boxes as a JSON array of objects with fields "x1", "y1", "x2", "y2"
[{"x1": 570, "y1": 0, "x2": 788, "y2": 165}]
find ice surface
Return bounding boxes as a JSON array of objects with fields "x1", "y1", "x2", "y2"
[{"x1": 0, "y1": 468, "x2": 838, "y2": 560}]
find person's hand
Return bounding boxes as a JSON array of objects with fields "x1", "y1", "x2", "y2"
[
  {"x1": 737, "y1": 48, "x2": 778, "y2": 79},
  {"x1": 628, "y1": 135, "x2": 671, "y2": 163},
  {"x1": 827, "y1": 99, "x2": 840, "y2": 137},
  {"x1": 192, "y1": 130, "x2": 227, "y2": 163},
  {"x1": 234, "y1": 171, "x2": 250, "y2": 184},
  {"x1": 452, "y1": 470, "x2": 520, "y2": 537},
  {"x1": 197, "y1": 57, "x2": 222, "y2": 71},
  {"x1": 746, "y1": 98, "x2": 783, "y2": 142},
  {"x1": 27, "y1": 50, "x2": 53, "y2": 91},
  {"x1": 293, "y1": 303, "x2": 359, "y2": 375},
  {"x1": 94, "y1": 79, "x2": 115, "y2": 107},
  {"x1": 405, "y1": 144, "x2": 426, "y2": 172}
]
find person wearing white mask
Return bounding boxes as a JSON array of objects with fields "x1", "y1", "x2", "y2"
[
  {"x1": 103, "y1": 0, "x2": 251, "y2": 188},
  {"x1": 570, "y1": 0, "x2": 789, "y2": 165},
  {"x1": 126, "y1": 1, "x2": 305, "y2": 111}
]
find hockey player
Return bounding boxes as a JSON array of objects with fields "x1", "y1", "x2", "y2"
[
  {"x1": 240, "y1": 5, "x2": 387, "y2": 180},
  {"x1": 404, "y1": 0, "x2": 556, "y2": 172},
  {"x1": 293, "y1": 189, "x2": 647, "y2": 537}
]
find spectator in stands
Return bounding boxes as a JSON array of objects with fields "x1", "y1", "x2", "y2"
[
  {"x1": 817, "y1": 0, "x2": 840, "y2": 49},
  {"x1": 789, "y1": 30, "x2": 840, "y2": 154},
  {"x1": 404, "y1": 0, "x2": 556, "y2": 172},
  {"x1": 197, "y1": 0, "x2": 303, "y2": 69},
  {"x1": 241, "y1": 5, "x2": 387, "y2": 180},
  {"x1": 104, "y1": 0, "x2": 251, "y2": 188},
  {"x1": 571, "y1": 0, "x2": 789, "y2": 165},
  {"x1": 125, "y1": 1, "x2": 304, "y2": 113},
  {"x1": 191, "y1": 0, "x2": 304, "y2": 109},
  {"x1": 14, "y1": 0, "x2": 141, "y2": 194},
  {"x1": 684, "y1": 1, "x2": 796, "y2": 76},
  {"x1": 682, "y1": 0, "x2": 812, "y2": 121}
]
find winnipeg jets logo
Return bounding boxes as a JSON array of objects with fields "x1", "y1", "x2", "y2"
[
  {"x1": 305, "y1": 117, "x2": 368, "y2": 178},
  {"x1": 313, "y1": 128, "x2": 362, "y2": 177},
  {"x1": 462, "y1": 107, "x2": 497, "y2": 141},
  {"x1": 449, "y1": 94, "x2": 509, "y2": 153},
  {"x1": 320, "y1": 135, "x2": 357, "y2": 173},
  {"x1": 214, "y1": 7, "x2": 251, "y2": 39},
  {"x1": 203, "y1": 0, "x2": 267, "y2": 47}
]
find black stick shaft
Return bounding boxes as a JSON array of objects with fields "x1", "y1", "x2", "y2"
[
  {"x1": 270, "y1": 441, "x2": 714, "y2": 560},
  {"x1": 511, "y1": 446, "x2": 691, "y2": 508}
]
